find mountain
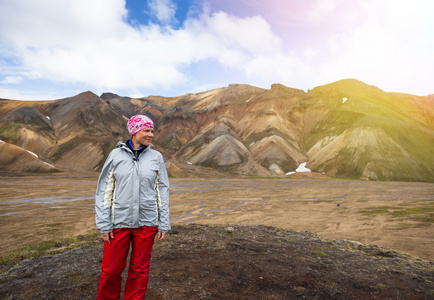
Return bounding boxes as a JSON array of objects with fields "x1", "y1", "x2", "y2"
[
  {"x1": 304, "y1": 80, "x2": 434, "y2": 181},
  {"x1": 0, "y1": 91, "x2": 127, "y2": 172},
  {"x1": 1, "y1": 79, "x2": 433, "y2": 182}
]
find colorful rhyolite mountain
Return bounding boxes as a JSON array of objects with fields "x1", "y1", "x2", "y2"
[{"x1": 1, "y1": 79, "x2": 433, "y2": 182}]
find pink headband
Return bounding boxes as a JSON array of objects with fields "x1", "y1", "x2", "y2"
[{"x1": 127, "y1": 115, "x2": 154, "y2": 137}]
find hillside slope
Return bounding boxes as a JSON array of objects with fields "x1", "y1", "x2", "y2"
[
  {"x1": 303, "y1": 79, "x2": 434, "y2": 181},
  {"x1": 0, "y1": 141, "x2": 59, "y2": 172}
]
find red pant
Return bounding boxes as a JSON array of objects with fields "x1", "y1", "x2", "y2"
[{"x1": 97, "y1": 226, "x2": 158, "y2": 300}]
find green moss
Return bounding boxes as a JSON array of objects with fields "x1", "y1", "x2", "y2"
[
  {"x1": 304, "y1": 109, "x2": 366, "y2": 149},
  {"x1": 391, "y1": 207, "x2": 434, "y2": 218},
  {"x1": 0, "y1": 122, "x2": 21, "y2": 142},
  {"x1": 94, "y1": 140, "x2": 119, "y2": 171},
  {"x1": 361, "y1": 207, "x2": 395, "y2": 215},
  {"x1": 0, "y1": 232, "x2": 101, "y2": 270},
  {"x1": 177, "y1": 136, "x2": 206, "y2": 158},
  {"x1": 314, "y1": 200, "x2": 335, "y2": 203},
  {"x1": 361, "y1": 205, "x2": 434, "y2": 228},
  {"x1": 49, "y1": 139, "x2": 78, "y2": 162},
  {"x1": 162, "y1": 135, "x2": 183, "y2": 152},
  {"x1": 409, "y1": 215, "x2": 434, "y2": 223}
]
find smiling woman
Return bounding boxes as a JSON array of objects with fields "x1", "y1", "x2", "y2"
[{"x1": 95, "y1": 114, "x2": 170, "y2": 299}]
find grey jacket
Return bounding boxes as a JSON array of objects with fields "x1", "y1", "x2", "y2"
[{"x1": 95, "y1": 141, "x2": 170, "y2": 233}]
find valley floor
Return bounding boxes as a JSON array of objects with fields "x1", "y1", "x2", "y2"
[{"x1": 0, "y1": 173, "x2": 433, "y2": 260}]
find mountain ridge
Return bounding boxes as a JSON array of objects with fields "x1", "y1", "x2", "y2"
[{"x1": 1, "y1": 79, "x2": 433, "y2": 182}]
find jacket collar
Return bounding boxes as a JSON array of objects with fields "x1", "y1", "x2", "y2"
[{"x1": 117, "y1": 140, "x2": 150, "y2": 156}]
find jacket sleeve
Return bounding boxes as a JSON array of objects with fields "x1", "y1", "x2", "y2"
[
  {"x1": 95, "y1": 151, "x2": 116, "y2": 234},
  {"x1": 157, "y1": 154, "x2": 171, "y2": 232}
]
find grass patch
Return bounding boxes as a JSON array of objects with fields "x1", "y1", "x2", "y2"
[
  {"x1": 395, "y1": 222, "x2": 427, "y2": 230},
  {"x1": 361, "y1": 205, "x2": 434, "y2": 229},
  {"x1": 0, "y1": 232, "x2": 101, "y2": 272},
  {"x1": 361, "y1": 206, "x2": 394, "y2": 215},
  {"x1": 0, "y1": 122, "x2": 22, "y2": 142},
  {"x1": 390, "y1": 207, "x2": 434, "y2": 217},
  {"x1": 409, "y1": 215, "x2": 434, "y2": 223}
]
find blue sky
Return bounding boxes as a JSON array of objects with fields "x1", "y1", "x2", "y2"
[{"x1": 0, "y1": 0, "x2": 433, "y2": 100}]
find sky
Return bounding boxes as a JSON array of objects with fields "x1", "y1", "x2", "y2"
[{"x1": 0, "y1": 0, "x2": 433, "y2": 100}]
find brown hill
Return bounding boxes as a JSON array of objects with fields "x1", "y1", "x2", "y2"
[
  {"x1": 0, "y1": 142, "x2": 58, "y2": 172},
  {"x1": 0, "y1": 92, "x2": 127, "y2": 172},
  {"x1": 1, "y1": 80, "x2": 433, "y2": 181}
]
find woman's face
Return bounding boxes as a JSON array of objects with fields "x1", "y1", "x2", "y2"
[{"x1": 132, "y1": 127, "x2": 154, "y2": 147}]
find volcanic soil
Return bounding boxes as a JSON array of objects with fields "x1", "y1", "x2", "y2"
[{"x1": 0, "y1": 224, "x2": 433, "y2": 299}]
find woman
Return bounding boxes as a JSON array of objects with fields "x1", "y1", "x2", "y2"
[{"x1": 95, "y1": 115, "x2": 170, "y2": 299}]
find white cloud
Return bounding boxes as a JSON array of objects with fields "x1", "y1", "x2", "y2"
[
  {"x1": 1, "y1": 76, "x2": 22, "y2": 84},
  {"x1": 0, "y1": 0, "x2": 129, "y2": 49},
  {"x1": 0, "y1": 0, "x2": 433, "y2": 98},
  {"x1": 0, "y1": 86, "x2": 59, "y2": 101},
  {"x1": 182, "y1": 12, "x2": 284, "y2": 68},
  {"x1": 318, "y1": 0, "x2": 434, "y2": 94},
  {"x1": 0, "y1": 0, "x2": 292, "y2": 94},
  {"x1": 306, "y1": 0, "x2": 337, "y2": 23},
  {"x1": 148, "y1": 0, "x2": 177, "y2": 24}
]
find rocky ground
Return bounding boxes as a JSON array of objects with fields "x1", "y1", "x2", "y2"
[{"x1": 0, "y1": 224, "x2": 433, "y2": 299}]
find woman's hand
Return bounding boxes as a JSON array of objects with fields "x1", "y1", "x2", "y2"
[
  {"x1": 157, "y1": 231, "x2": 166, "y2": 241},
  {"x1": 101, "y1": 232, "x2": 114, "y2": 244}
]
